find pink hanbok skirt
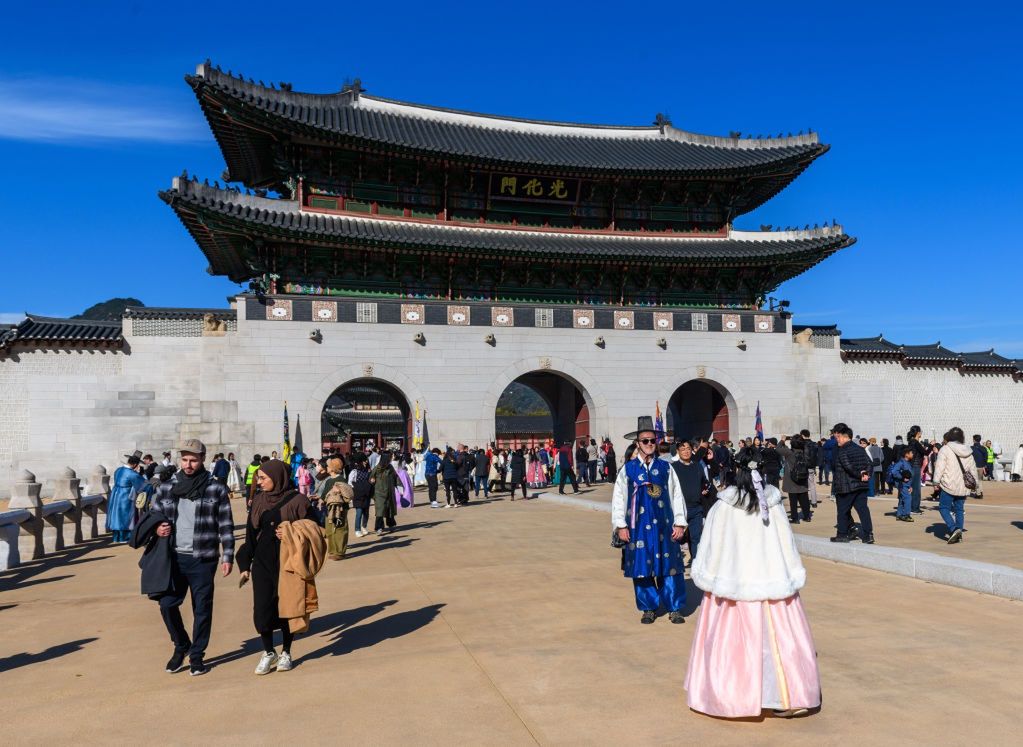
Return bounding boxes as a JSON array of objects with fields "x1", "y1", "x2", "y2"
[{"x1": 684, "y1": 592, "x2": 821, "y2": 718}]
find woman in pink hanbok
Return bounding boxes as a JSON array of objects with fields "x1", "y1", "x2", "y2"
[
  {"x1": 684, "y1": 461, "x2": 821, "y2": 719},
  {"x1": 527, "y1": 447, "x2": 546, "y2": 487}
]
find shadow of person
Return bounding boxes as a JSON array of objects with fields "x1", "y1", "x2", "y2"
[
  {"x1": 1011, "y1": 521, "x2": 1023, "y2": 532},
  {"x1": 682, "y1": 578, "x2": 704, "y2": 617},
  {"x1": 343, "y1": 537, "x2": 419, "y2": 559},
  {"x1": 205, "y1": 600, "x2": 400, "y2": 668},
  {"x1": 924, "y1": 522, "x2": 950, "y2": 540},
  {"x1": 300, "y1": 603, "x2": 446, "y2": 662},
  {"x1": 0, "y1": 637, "x2": 98, "y2": 673}
]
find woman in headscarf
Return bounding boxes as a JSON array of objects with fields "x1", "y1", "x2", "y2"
[
  {"x1": 237, "y1": 459, "x2": 309, "y2": 675},
  {"x1": 684, "y1": 462, "x2": 820, "y2": 719},
  {"x1": 369, "y1": 452, "x2": 398, "y2": 535}
]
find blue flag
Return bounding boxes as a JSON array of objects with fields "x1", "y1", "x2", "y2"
[{"x1": 755, "y1": 401, "x2": 764, "y2": 442}]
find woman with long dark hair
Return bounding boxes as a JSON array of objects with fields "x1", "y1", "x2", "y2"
[
  {"x1": 369, "y1": 452, "x2": 397, "y2": 534},
  {"x1": 685, "y1": 462, "x2": 820, "y2": 719}
]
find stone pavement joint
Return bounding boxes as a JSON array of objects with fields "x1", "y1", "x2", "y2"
[{"x1": 538, "y1": 491, "x2": 1023, "y2": 601}]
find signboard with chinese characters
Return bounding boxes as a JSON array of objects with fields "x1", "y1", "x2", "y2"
[{"x1": 488, "y1": 172, "x2": 580, "y2": 203}]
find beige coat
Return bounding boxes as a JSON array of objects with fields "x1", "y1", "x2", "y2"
[
  {"x1": 934, "y1": 442, "x2": 975, "y2": 497},
  {"x1": 278, "y1": 519, "x2": 326, "y2": 633}
]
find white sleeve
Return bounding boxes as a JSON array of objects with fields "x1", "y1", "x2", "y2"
[
  {"x1": 668, "y1": 464, "x2": 689, "y2": 527},
  {"x1": 611, "y1": 467, "x2": 630, "y2": 529}
]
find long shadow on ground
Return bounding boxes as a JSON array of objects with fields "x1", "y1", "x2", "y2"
[
  {"x1": 300, "y1": 603, "x2": 446, "y2": 662},
  {"x1": 0, "y1": 538, "x2": 113, "y2": 592},
  {"x1": 0, "y1": 637, "x2": 99, "y2": 673}
]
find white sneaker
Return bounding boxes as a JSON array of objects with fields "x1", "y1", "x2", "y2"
[
  {"x1": 430, "y1": 501, "x2": 440, "y2": 508},
  {"x1": 255, "y1": 651, "x2": 277, "y2": 675},
  {"x1": 276, "y1": 651, "x2": 293, "y2": 671},
  {"x1": 443, "y1": 503, "x2": 451, "y2": 509},
  {"x1": 354, "y1": 530, "x2": 363, "y2": 538}
]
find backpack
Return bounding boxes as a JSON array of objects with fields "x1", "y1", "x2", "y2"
[
  {"x1": 790, "y1": 450, "x2": 809, "y2": 486},
  {"x1": 885, "y1": 462, "x2": 905, "y2": 488}
]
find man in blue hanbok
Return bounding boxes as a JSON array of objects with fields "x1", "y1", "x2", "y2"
[
  {"x1": 109, "y1": 451, "x2": 150, "y2": 543},
  {"x1": 612, "y1": 416, "x2": 688, "y2": 624}
]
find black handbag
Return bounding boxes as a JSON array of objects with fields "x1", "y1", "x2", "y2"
[
  {"x1": 611, "y1": 528, "x2": 627, "y2": 548},
  {"x1": 956, "y1": 455, "x2": 978, "y2": 491}
]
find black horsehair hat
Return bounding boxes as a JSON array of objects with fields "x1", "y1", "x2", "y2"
[{"x1": 624, "y1": 415, "x2": 667, "y2": 441}]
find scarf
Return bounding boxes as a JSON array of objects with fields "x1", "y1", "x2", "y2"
[
  {"x1": 170, "y1": 466, "x2": 210, "y2": 503},
  {"x1": 250, "y1": 459, "x2": 308, "y2": 528}
]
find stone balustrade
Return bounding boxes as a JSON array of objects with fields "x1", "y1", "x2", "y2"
[{"x1": 0, "y1": 466, "x2": 111, "y2": 571}]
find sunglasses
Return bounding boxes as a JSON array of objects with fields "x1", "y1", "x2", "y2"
[{"x1": 638, "y1": 438, "x2": 657, "y2": 445}]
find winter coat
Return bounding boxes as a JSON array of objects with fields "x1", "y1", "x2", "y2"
[
  {"x1": 776, "y1": 442, "x2": 810, "y2": 494},
  {"x1": 866, "y1": 444, "x2": 883, "y2": 473},
  {"x1": 833, "y1": 441, "x2": 871, "y2": 495},
  {"x1": 822, "y1": 437, "x2": 837, "y2": 467},
  {"x1": 934, "y1": 442, "x2": 976, "y2": 497},
  {"x1": 277, "y1": 519, "x2": 326, "y2": 634},
  {"x1": 509, "y1": 451, "x2": 526, "y2": 483},
  {"x1": 691, "y1": 485, "x2": 806, "y2": 602},
  {"x1": 129, "y1": 509, "x2": 173, "y2": 598}
]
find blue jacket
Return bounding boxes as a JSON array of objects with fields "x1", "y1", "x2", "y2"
[
  {"x1": 424, "y1": 451, "x2": 442, "y2": 476},
  {"x1": 887, "y1": 458, "x2": 913, "y2": 487},
  {"x1": 971, "y1": 443, "x2": 987, "y2": 468},
  {"x1": 822, "y1": 437, "x2": 837, "y2": 467}
]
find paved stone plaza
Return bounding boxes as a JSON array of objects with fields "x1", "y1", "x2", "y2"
[{"x1": 2, "y1": 493, "x2": 1020, "y2": 745}]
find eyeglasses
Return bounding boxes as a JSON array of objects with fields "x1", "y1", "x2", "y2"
[{"x1": 638, "y1": 438, "x2": 657, "y2": 445}]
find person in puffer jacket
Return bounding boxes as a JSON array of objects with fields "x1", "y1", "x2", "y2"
[{"x1": 932, "y1": 427, "x2": 975, "y2": 545}]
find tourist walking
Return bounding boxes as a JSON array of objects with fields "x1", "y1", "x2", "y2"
[
  {"x1": 971, "y1": 435, "x2": 988, "y2": 495},
  {"x1": 604, "y1": 440, "x2": 618, "y2": 482},
  {"x1": 669, "y1": 440, "x2": 711, "y2": 560},
  {"x1": 237, "y1": 459, "x2": 321, "y2": 674},
  {"x1": 684, "y1": 462, "x2": 820, "y2": 719},
  {"x1": 887, "y1": 447, "x2": 915, "y2": 520},
  {"x1": 612, "y1": 416, "x2": 688, "y2": 624},
  {"x1": 509, "y1": 446, "x2": 527, "y2": 500},
  {"x1": 932, "y1": 428, "x2": 975, "y2": 544},
  {"x1": 146, "y1": 440, "x2": 235, "y2": 676},
  {"x1": 424, "y1": 447, "x2": 442, "y2": 507},
  {"x1": 867, "y1": 438, "x2": 883, "y2": 496},
  {"x1": 110, "y1": 452, "x2": 150, "y2": 543},
  {"x1": 319, "y1": 458, "x2": 349, "y2": 559},
  {"x1": 777, "y1": 435, "x2": 812, "y2": 523},
  {"x1": 984, "y1": 440, "x2": 996, "y2": 480},
  {"x1": 906, "y1": 426, "x2": 927, "y2": 514},
  {"x1": 830, "y1": 424, "x2": 874, "y2": 543},
  {"x1": 369, "y1": 453, "x2": 398, "y2": 533},
  {"x1": 348, "y1": 455, "x2": 372, "y2": 536},
  {"x1": 879, "y1": 439, "x2": 894, "y2": 494},
  {"x1": 558, "y1": 441, "x2": 580, "y2": 494}
]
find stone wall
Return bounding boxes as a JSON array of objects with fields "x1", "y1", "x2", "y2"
[{"x1": 2, "y1": 304, "x2": 1021, "y2": 495}]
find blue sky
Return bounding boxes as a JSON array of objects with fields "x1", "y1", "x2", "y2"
[{"x1": 1, "y1": 1, "x2": 1020, "y2": 355}]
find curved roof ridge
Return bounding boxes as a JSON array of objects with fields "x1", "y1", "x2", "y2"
[
  {"x1": 169, "y1": 177, "x2": 853, "y2": 246},
  {"x1": 193, "y1": 60, "x2": 820, "y2": 148}
]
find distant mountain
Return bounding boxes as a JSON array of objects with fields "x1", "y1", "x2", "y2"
[
  {"x1": 72, "y1": 298, "x2": 144, "y2": 321},
  {"x1": 496, "y1": 381, "x2": 550, "y2": 417}
]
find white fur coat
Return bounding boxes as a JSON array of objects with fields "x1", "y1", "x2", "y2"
[{"x1": 690, "y1": 485, "x2": 807, "y2": 602}]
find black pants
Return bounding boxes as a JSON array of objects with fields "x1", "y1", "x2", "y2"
[
  {"x1": 513, "y1": 477, "x2": 527, "y2": 499},
  {"x1": 260, "y1": 625, "x2": 294, "y2": 654},
  {"x1": 158, "y1": 553, "x2": 217, "y2": 664},
  {"x1": 836, "y1": 489, "x2": 872, "y2": 538},
  {"x1": 374, "y1": 513, "x2": 397, "y2": 530},
  {"x1": 788, "y1": 491, "x2": 811, "y2": 522},
  {"x1": 426, "y1": 474, "x2": 439, "y2": 503},
  {"x1": 443, "y1": 478, "x2": 457, "y2": 504},
  {"x1": 559, "y1": 468, "x2": 579, "y2": 493}
]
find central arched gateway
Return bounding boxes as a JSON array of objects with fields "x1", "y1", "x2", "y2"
[
  {"x1": 666, "y1": 380, "x2": 731, "y2": 442},
  {"x1": 321, "y1": 378, "x2": 412, "y2": 454},
  {"x1": 494, "y1": 372, "x2": 591, "y2": 448}
]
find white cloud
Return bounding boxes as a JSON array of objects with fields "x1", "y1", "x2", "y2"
[
  {"x1": 0, "y1": 312, "x2": 26, "y2": 324},
  {"x1": 0, "y1": 76, "x2": 205, "y2": 144}
]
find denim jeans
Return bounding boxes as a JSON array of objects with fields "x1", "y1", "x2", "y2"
[
  {"x1": 911, "y1": 465, "x2": 922, "y2": 511},
  {"x1": 819, "y1": 464, "x2": 832, "y2": 484},
  {"x1": 474, "y1": 474, "x2": 489, "y2": 497},
  {"x1": 938, "y1": 489, "x2": 965, "y2": 535},
  {"x1": 354, "y1": 506, "x2": 369, "y2": 530},
  {"x1": 896, "y1": 483, "x2": 912, "y2": 517}
]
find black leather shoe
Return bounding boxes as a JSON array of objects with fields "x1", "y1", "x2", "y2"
[
  {"x1": 862, "y1": 534, "x2": 875, "y2": 544},
  {"x1": 830, "y1": 535, "x2": 851, "y2": 543},
  {"x1": 640, "y1": 611, "x2": 657, "y2": 624},
  {"x1": 669, "y1": 611, "x2": 686, "y2": 624},
  {"x1": 189, "y1": 661, "x2": 208, "y2": 676}
]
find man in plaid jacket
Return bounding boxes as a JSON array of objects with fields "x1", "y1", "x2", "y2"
[{"x1": 147, "y1": 439, "x2": 235, "y2": 676}]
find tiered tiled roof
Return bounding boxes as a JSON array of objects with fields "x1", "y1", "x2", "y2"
[
  {"x1": 839, "y1": 336, "x2": 1019, "y2": 375},
  {"x1": 187, "y1": 61, "x2": 828, "y2": 185},
  {"x1": 0, "y1": 315, "x2": 123, "y2": 351},
  {"x1": 160, "y1": 178, "x2": 855, "y2": 282}
]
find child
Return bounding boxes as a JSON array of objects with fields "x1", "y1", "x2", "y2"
[{"x1": 887, "y1": 448, "x2": 914, "y2": 521}]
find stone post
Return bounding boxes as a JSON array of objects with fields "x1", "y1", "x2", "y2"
[
  {"x1": 87, "y1": 466, "x2": 111, "y2": 534},
  {"x1": 53, "y1": 467, "x2": 84, "y2": 544},
  {"x1": 9, "y1": 469, "x2": 44, "y2": 560}
]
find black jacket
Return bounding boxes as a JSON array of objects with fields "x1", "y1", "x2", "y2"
[
  {"x1": 509, "y1": 451, "x2": 526, "y2": 482},
  {"x1": 129, "y1": 509, "x2": 173, "y2": 598},
  {"x1": 760, "y1": 447, "x2": 782, "y2": 476},
  {"x1": 834, "y1": 441, "x2": 871, "y2": 495}
]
